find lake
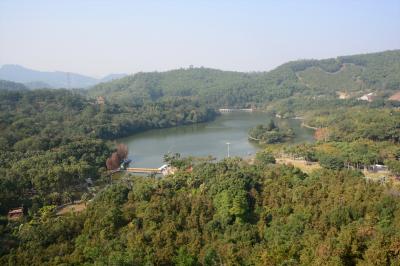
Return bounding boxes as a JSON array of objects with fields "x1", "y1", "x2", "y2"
[{"x1": 120, "y1": 112, "x2": 314, "y2": 168}]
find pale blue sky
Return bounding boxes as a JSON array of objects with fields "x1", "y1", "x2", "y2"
[{"x1": 0, "y1": 0, "x2": 399, "y2": 77}]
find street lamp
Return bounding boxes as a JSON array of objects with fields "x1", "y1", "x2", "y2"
[{"x1": 226, "y1": 142, "x2": 230, "y2": 157}]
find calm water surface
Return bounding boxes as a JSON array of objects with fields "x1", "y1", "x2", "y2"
[{"x1": 120, "y1": 112, "x2": 314, "y2": 167}]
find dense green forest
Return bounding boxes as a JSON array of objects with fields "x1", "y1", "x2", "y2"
[
  {"x1": 3, "y1": 157, "x2": 400, "y2": 265},
  {"x1": 279, "y1": 107, "x2": 400, "y2": 173},
  {"x1": 306, "y1": 107, "x2": 400, "y2": 142},
  {"x1": 0, "y1": 88, "x2": 216, "y2": 214},
  {"x1": 1, "y1": 50, "x2": 400, "y2": 265},
  {"x1": 89, "y1": 50, "x2": 400, "y2": 108},
  {"x1": 0, "y1": 80, "x2": 28, "y2": 91}
]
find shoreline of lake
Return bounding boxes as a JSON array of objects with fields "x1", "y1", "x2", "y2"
[{"x1": 119, "y1": 112, "x2": 315, "y2": 168}]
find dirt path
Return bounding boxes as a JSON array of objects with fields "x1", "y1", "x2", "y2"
[
  {"x1": 56, "y1": 202, "x2": 86, "y2": 215},
  {"x1": 276, "y1": 157, "x2": 321, "y2": 174}
]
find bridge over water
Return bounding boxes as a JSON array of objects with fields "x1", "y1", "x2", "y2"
[
  {"x1": 109, "y1": 164, "x2": 170, "y2": 176},
  {"x1": 126, "y1": 167, "x2": 162, "y2": 174},
  {"x1": 125, "y1": 164, "x2": 171, "y2": 175},
  {"x1": 219, "y1": 108, "x2": 253, "y2": 113}
]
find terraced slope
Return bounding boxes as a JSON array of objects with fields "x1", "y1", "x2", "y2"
[{"x1": 296, "y1": 64, "x2": 365, "y2": 95}]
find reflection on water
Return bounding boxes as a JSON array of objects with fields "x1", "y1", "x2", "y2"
[{"x1": 119, "y1": 112, "x2": 314, "y2": 167}]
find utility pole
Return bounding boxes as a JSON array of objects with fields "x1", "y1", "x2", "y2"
[{"x1": 226, "y1": 142, "x2": 230, "y2": 158}]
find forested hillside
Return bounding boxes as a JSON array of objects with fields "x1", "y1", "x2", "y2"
[
  {"x1": 89, "y1": 50, "x2": 400, "y2": 107},
  {"x1": 0, "y1": 80, "x2": 28, "y2": 91},
  {"x1": 89, "y1": 68, "x2": 255, "y2": 106},
  {"x1": 1, "y1": 50, "x2": 400, "y2": 265},
  {"x1": 283, "y1": 107, "x2": 400, "y2": 172},
  {"x1": 3, "y1": 157, "x2": 400, "y2": 265},
  {"x1": 0, "y1": 89, "x2": 216, "y2": 215}
]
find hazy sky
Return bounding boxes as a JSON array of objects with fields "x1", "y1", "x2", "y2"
[{"x1": 0, "y1": 0, "x2": 399, "y2": 77}]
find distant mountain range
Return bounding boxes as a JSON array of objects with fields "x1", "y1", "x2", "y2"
[{"x1": 0, "y1": 64, "x2": 127, "y2": 89}]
